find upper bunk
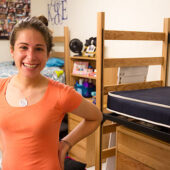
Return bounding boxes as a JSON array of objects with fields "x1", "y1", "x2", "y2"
[{"x1": 96, "y1": 12, "x2": 170, "y2": 142}]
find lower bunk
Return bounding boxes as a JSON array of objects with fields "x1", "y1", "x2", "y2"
[{"x1": 103, "y1": 86, "x2": 170, "y2": 170}]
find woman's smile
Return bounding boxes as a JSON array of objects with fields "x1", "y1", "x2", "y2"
[
  {"x1": 23, "y1": 63, "x2": 39, "y2": 69},
  {"x1": 11, "y1": 28, "x2": 49, "y2": 79}
]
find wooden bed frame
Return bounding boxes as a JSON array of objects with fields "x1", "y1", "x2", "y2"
[
  {"x1": 95, "y1": 12, "x2": 170, "y2": 170},
  {"x1": 50, "y1": 26, "x2": 70, "y2": 84}
]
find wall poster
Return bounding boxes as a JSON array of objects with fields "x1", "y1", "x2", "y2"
[{"x1": 0, "y1": 0, "x2": 30, "y2": 40}]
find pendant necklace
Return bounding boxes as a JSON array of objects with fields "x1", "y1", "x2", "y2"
[
  {"x1": 9, "y1": 76, "x2": 29, "y2": 107},
  {"x1": 18, "y1": 98, "x2": 28, "y2": 107}
]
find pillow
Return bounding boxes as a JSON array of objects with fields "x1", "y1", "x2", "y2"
[
  {"x1": 64, "y1": 156, "x2": 86, "y2": 170},
  {"x1": 46, "y1": 57, "x2": 64, "y2": 67}
]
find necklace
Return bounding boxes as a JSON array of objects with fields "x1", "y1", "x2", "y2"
[{"x1": 18, "y1": 98, "x2": 28, "y2": 107}]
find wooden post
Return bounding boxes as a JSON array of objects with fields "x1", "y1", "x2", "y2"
[
  {"x1": 95, "y1": 12, "x2": 105, "y2": 170},
  {"x1": 164, "y1": 18, "x2": 170, "y2": 86},
  {"x1": 64, "y1": 26, "x2": 70, "y2": 85},
  {"x1": 161, "y1": 18, "x2": 170, "y2": 86}
]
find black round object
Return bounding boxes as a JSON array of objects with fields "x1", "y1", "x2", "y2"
[{"x1": 69, "y1": 38, "x2": 83, "y2": 56}]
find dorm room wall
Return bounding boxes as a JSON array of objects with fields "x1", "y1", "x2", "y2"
[{"x1": 1, "y1": 0, "x2": 170, "y2": 84}]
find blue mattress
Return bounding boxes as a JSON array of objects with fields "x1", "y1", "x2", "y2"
[{"x1": 107, "y1": 87, "x2": 170, "y2": 128}]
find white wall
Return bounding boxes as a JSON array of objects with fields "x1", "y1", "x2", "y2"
[
  {"x1": 1, "y1": 0, "x2": 170, "y2": 83},
  {"x1": 0, "y1": 40, "x2": 11, "y2": 62}
]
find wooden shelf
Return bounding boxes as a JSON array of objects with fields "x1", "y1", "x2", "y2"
[
  {"x1": 70, "y1": 56, "x2": 96, "y2": 60},
  {"x1": 68, "y1": 54, "x2": 97, "y2": 167},
  {"x1": 71, "y1": 73, "x2": 96, "y2": 79}
]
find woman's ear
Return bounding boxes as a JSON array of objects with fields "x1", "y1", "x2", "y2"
[
  {"x1": 47, "y1": 52, "x2": 50, "y2": 59},
  {"x1": 10, "y1": 46, "x2": 14, "y2": 58}
]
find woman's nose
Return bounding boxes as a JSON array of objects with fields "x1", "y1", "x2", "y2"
[{"x1": 27, "y1": 48, "x2": 35, "y2": 60}]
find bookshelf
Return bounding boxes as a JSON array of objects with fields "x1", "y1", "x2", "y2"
[
  {"x1": 67, "y1": 54, "x2": 116, "y2": 167},
  {"x1": 68, "y1": 55, "x2": 97, "y2": 167}
]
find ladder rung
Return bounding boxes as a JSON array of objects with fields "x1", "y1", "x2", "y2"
[
  {"x1": 102, "y1": 146, "x2": 116, "y2": 159},
  {"x1": 102, "y1": 123, "x2": 117, "y2": 134}
]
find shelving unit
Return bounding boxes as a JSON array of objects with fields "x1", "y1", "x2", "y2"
[
  {"x1": 68, "y1": 55, "x2": 97, "y2": 167},
  {"x1": 67, "y1": 53, "x2": 117, "y2": 167},
  {"x1": 71, "y1": 73, "x2": 96, "y2": 80},
  {"x1": 69, "y1": 56, "x2": 96, "y2": 85}
]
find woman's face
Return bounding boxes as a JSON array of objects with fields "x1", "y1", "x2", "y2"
[{"x1": 11, "y1": 28, "x2": 49, "y2": 79}]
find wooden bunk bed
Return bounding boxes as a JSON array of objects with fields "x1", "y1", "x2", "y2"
[
  {"x1": 50, "y1": 26, "x2": 70, "y2": 84},
  {"x1": 95, "y1": 12, "x2": 170, "y2": 170}
]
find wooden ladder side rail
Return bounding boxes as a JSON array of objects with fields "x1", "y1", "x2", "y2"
[
  {"x1": 64, "y1": 26, "x2": 70, "y2": 85},
  {"x1": 104, "y1": 81, "x2": 163, "y2": 95},
  {"x1": 166, "y1": 19, "x2": 170, "y2": 85},
  {"x1": 95, "y1": 12, "x2": 105, "y2": 170},
  {"x1": 161, "y1": 18, "x2": 170, "y2": 86}
]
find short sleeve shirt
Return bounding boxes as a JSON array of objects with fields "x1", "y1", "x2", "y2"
[{"x1": 0, "y1": 78, "x2": 82, "y2": 170}]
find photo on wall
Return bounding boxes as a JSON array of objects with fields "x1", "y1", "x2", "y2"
[{"x1": 0, "y1": 0, "x2": 30, "y2": 40}]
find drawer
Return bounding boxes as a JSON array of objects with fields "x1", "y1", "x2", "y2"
[
  {"x1": 116, "y1": 126, "x2": 170, "y2": 170},
  {"x1": 117, "y1": 152, "x2": 152, "y2": 170}
]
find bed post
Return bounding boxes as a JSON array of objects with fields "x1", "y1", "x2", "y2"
[
  {"x1": 164, "y1": 18, "x2": 170, "y2": 86},
  {"x1": 95, "y1": 12, "x2": 105, "y2": 170},
  {"x1": 64, "y1": 26, "x2": 70, "y2": 85},
  {"x1": 162, "y1": 18, "x2": 169, "y2": 86}
]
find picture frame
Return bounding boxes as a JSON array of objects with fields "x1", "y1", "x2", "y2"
[
  {"x1": 0, "y1": 0, "x2": 30, "y2": 40},
  {"x1": 72, "y1": 61, "x2": 89, "y2": 75}
]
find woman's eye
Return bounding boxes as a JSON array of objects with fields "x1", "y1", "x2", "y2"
[
  {"x1": 36, "y1": 47, "x2": 44, "y2": 51},
  {"x1": 20, "y1": 46, "x2": 28, "y2": 50}
]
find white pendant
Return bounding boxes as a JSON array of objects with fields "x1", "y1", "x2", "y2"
[{"x1": 19, "y1": 98, "x2": 28, "y2": 107}]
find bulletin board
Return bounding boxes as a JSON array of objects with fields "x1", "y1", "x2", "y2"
[{"x1": 0, "y1": 0, "x2": 30, "y2": 40}]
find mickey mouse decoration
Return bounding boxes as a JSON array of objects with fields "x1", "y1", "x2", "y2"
[{"x1": 83, "y1": 37, "x2": 96, "y2": 57}]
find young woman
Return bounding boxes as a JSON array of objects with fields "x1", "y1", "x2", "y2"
[{"x1": 0, "y1": 17, "x2": 102, "y2": 170}]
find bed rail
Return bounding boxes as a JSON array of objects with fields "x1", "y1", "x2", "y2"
[
  {"x1": 104, "y1": 57, "x2": 163, "y2": 67},
  {"x1": 103, "y1": 80, "x2": 163, "y2": 94},
  {"x1": 104, "y1": 30, "x2": 165, "y2": 41}
]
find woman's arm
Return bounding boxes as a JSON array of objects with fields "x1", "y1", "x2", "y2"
[
  {"x1": 58, "y1": 97, "x2": 102, "y2": 169},
  {"x1": 62, "y1": 97, "x2": 102, "y2": 146}
]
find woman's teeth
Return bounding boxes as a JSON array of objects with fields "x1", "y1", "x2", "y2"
[{"x1": 23, "y1": 63, "x2": 37, "y2": 68}]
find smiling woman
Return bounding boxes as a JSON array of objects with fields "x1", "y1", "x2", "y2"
[
  {"x1": 0, "y1": 17, "x2": 102, "y2": 170},
  {"x1": 10, "y1": 28, "x2": 49, "y2": 79}
]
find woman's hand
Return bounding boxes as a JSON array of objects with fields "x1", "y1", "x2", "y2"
[{"x1": 58, "y1": 140, "x2": 71, "y2": 170}]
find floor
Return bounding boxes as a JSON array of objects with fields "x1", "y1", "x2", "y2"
[{"x1": 86, "y1": 162, "x2": 106, "y2": 170}]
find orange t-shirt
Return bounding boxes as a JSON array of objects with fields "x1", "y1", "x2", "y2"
[{"x1": 0, "y1": 78, "x2": 82, "y2": 170}]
